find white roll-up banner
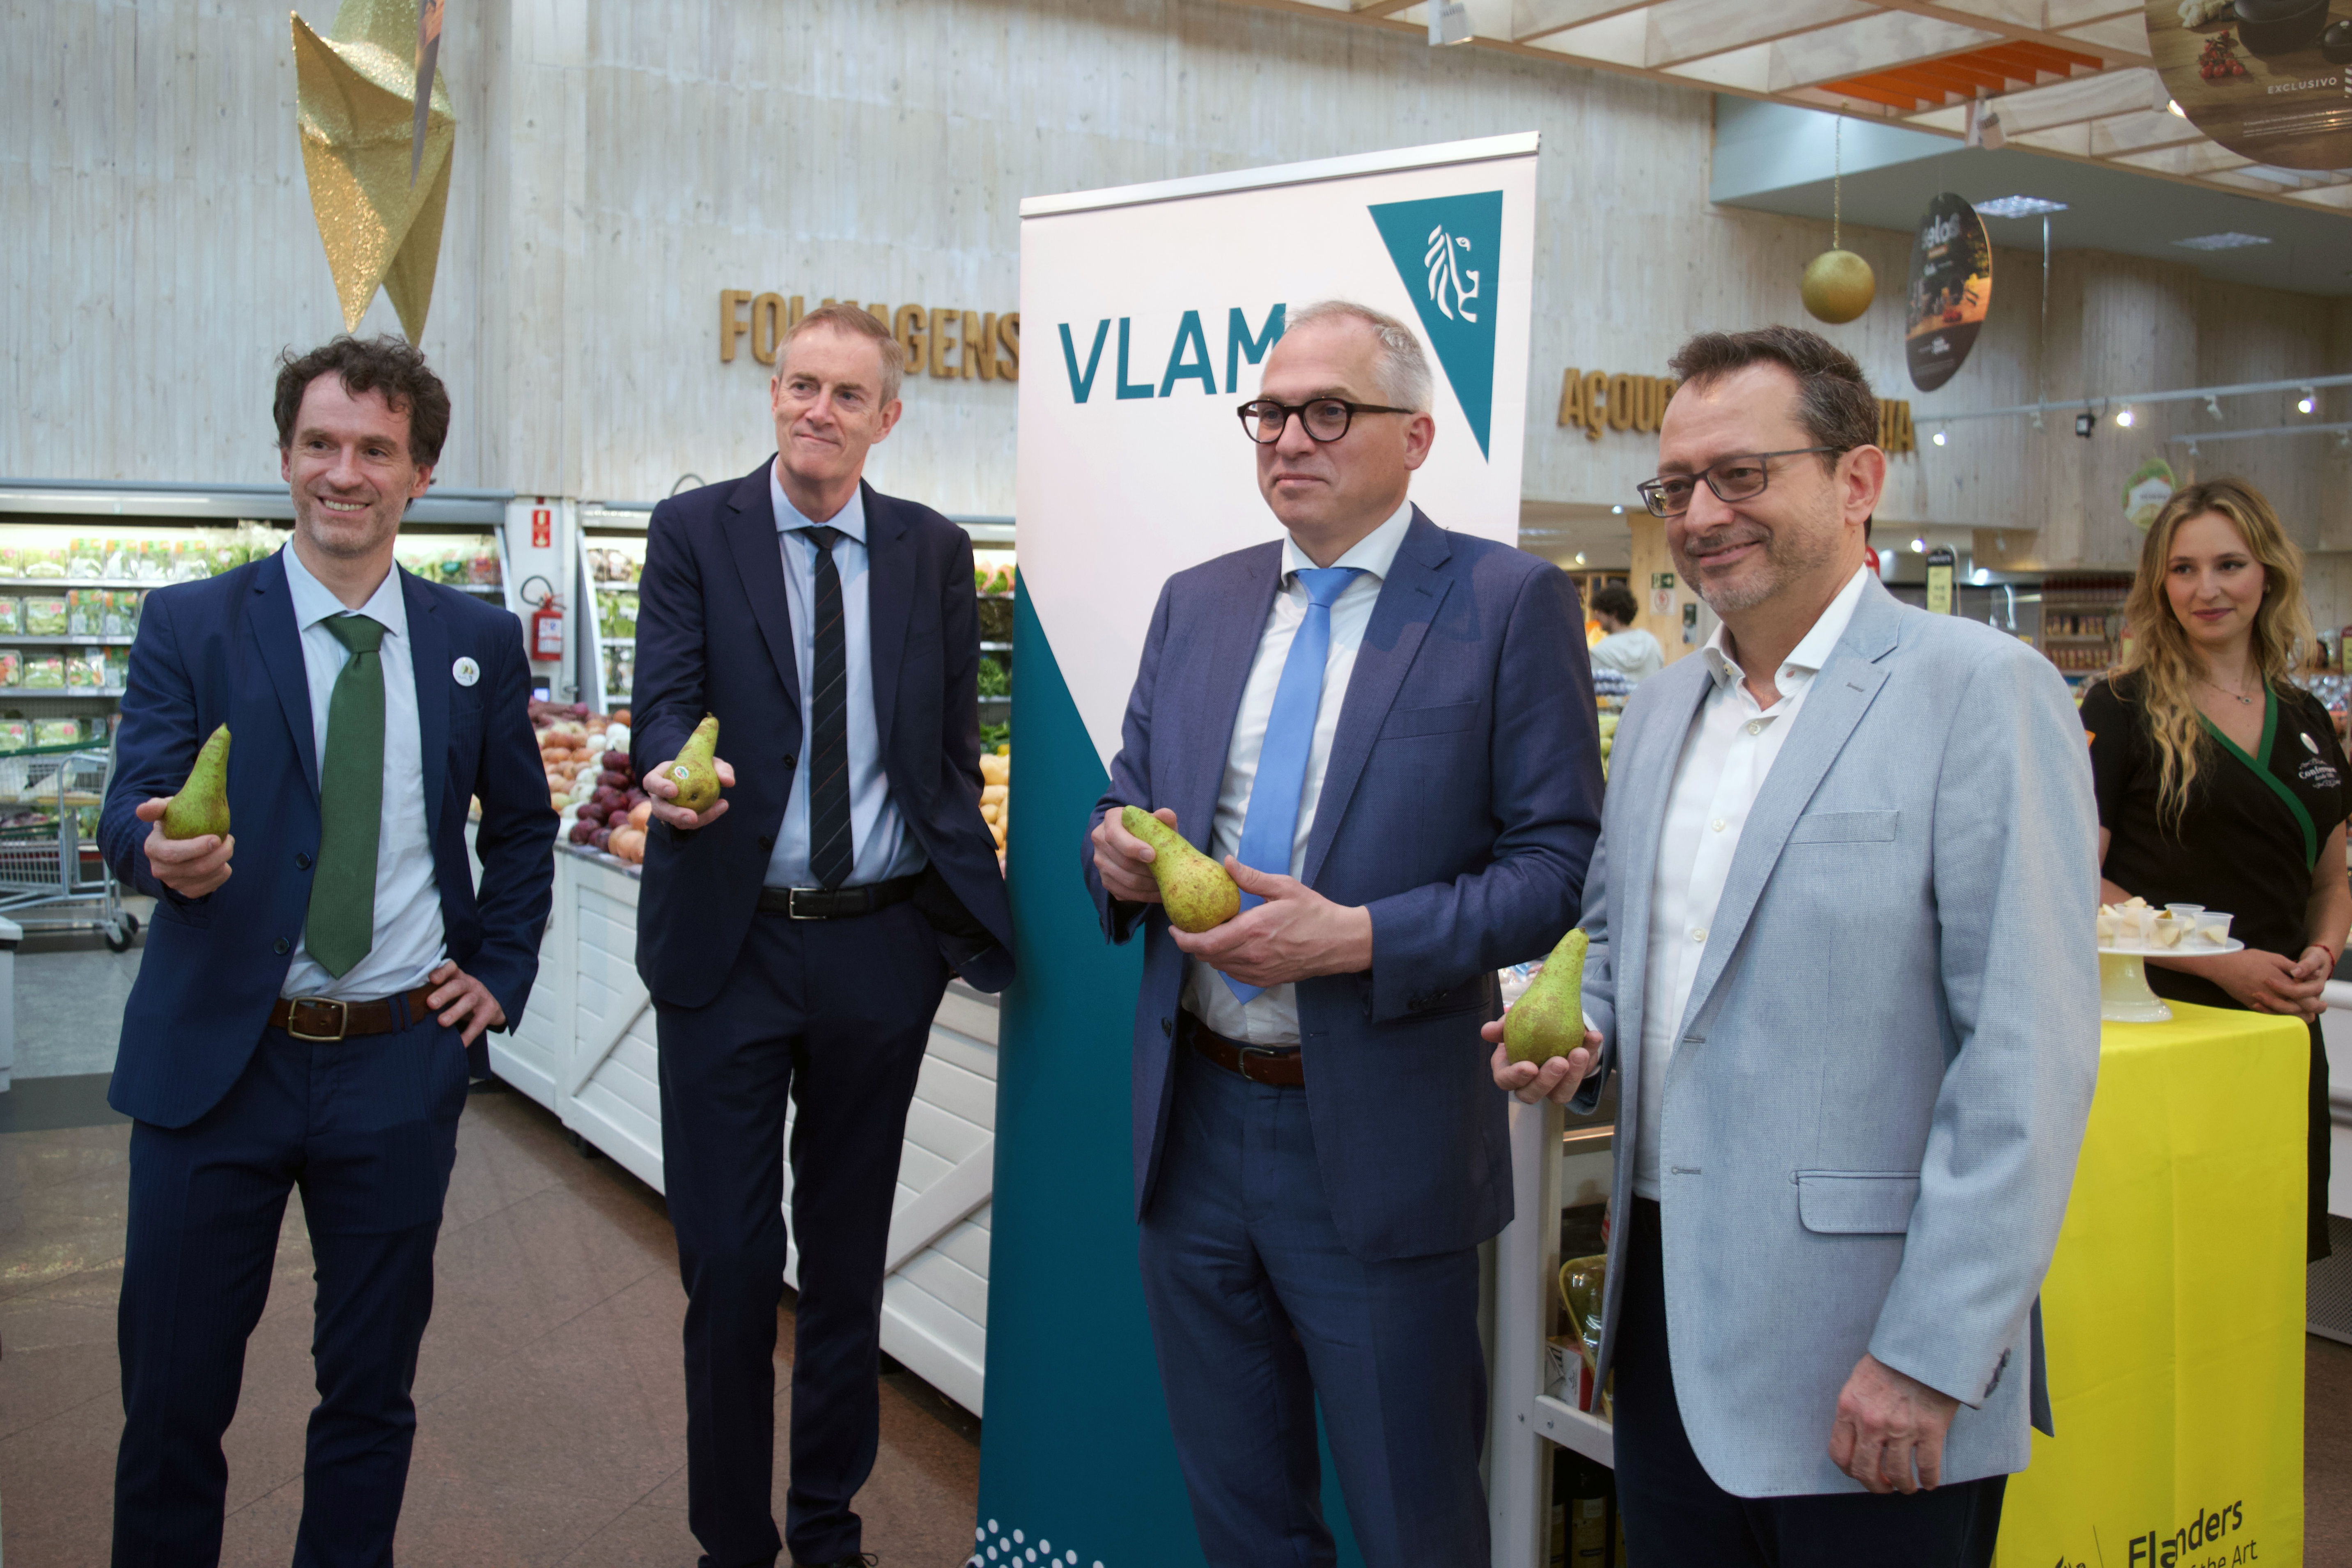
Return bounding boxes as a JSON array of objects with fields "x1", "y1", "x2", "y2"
[{"x1": 979, "y1": 134, "x2": 1539, "y2": 1568}]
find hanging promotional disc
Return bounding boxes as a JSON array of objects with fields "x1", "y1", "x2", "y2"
[
  {"x1": 1905, "y1": 193, "x2": 1992, "y2": 393},
  {"x1": 2147, "y1": 0, "x2": 2352, "y2": 171}
]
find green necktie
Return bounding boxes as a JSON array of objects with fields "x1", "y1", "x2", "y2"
[{"x1": 305, "y1": 613, "x2": 387, "y2": 978}]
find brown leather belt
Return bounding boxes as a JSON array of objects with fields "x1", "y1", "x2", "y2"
[
  {"x1": 268, "y1": 985, "x2": 438, "y2": 1042},
  {"x1": 1180, "y1": 1009, "x2": 1305, "y2": 1088}
]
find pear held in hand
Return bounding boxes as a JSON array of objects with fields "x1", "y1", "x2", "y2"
[
  {"x1": 1505, "y1": 928, "x2": 1589, "y2": 1066},
  {"x1": 161, "y1": 725, "x2": 232, "y2": 840},
  {"x1": 1121, "y1": 806, "x2": 1239, "y2": 934},
  {"x1": 665, "y1": 714, "x2": 723, "y2": 813}
]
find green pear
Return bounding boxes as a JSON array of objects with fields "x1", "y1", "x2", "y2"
[
  {"x1": 1122, "y1": 806, "x2": 1239, "y2": 933},
  {"x1": 665, "y1": 714, "x2": 722, "y2": 813},
  {"x1": 161, "y1": 724, "x2": 232, "y2": 840},
  {"x1": 1505, "y1": 928, "x2": 1589, "y2": 1065}
]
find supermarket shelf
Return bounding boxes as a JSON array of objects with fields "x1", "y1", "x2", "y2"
[
  {"x1": 0, "y1": 476, "x2": 513, "y2": 526},
  {"x1": 1, "y1": 688, "x2": 125, "y2": 699},
  {"x1": 1532, "y1": 1394, "x2": 1614, "y2": 1468},
  {"x1": 0, "y1": 578, "x2": 170, "y2": 590},
  {"x1": 7, "y1": 636, "x2": 134, "y2": 647}
]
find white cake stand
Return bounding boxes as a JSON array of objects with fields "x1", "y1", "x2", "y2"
[{"x1": 2097, "y1": 939, "x2": 2244, "y2": 1023}]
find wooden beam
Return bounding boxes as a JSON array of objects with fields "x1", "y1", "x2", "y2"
[
  {"x1": 2088, "y1": 106, "x2": 2205, "y2": 157},
  {"x1": 1931, "y1": 64, "x2": 2166, "y2": 135},
  {"x1": 1353, "y1": 0, "x2": 1420, "y2": 14},
  {"x1": 1811, "y1": 76, "x2": 1930, "y2": 110},
  {"x1": 1868, "y1": 0, "x2": 2150, "y2": 65},
  {"x1": 1643, "y1": 0, "x2": 1872, "y2": 69},
  {"x1": 1767, "y1": 10, "x2": 2000, "y2": 90},
  {"x1": 1510, "y1": 0, "x2": 1649, "y2": 41},
  {"x1": 1207, "y1": 0, "x2": 2346, "y2": 218}
]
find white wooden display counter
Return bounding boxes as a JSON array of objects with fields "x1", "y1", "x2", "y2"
[{"x1": 488, "y1": 845, "x2": 998, "y2": 1415}]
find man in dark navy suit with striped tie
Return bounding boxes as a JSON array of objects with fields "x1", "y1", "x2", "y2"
[{"x1": 630, "y1": 303, "x2": 1013, "y2": 1568}]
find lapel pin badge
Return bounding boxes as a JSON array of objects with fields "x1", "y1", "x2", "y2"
[{"x1": 452, "y1": 655, "x2": 480, "y2": 688}]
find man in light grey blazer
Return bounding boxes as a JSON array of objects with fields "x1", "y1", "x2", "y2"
[{"x1": 1491, "y1": 326, "x2": 2098, "y2": 1565}]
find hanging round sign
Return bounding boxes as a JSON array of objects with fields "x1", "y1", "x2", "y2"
[
  {"x1": 2147, "y1": 0, "x2": 2352, "y2": 171},
  {"x1": 1906, "y1": 193, "x2": 1993, "y2": 393}
]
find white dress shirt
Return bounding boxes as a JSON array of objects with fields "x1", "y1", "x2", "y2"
[
  {"x1": 278, "y1": 543, "x2": 447, "y2": 1001},
  {"x1": 1183, "y1": 498, "x2": 1414, "y2": 1045},
  {"x1": 1635, "y1": 565, "x2": 1871, "y2": 1198},
  {"x1": 767, "y1": 463, "x2": 925, "y2": 888}
]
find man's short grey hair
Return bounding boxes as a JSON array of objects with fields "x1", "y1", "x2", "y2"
[{"x1": 1283, "y1": 299, "x2": 1433, "y2": 414}]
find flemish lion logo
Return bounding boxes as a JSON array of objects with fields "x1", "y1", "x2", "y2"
[{"x1": 1422, "y1": 225, "x2": 1481, "y2": 324}]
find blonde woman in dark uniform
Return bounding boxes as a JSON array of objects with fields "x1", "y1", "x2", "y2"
[{"x1": 2082, "y1": 478, "x2": 2348, "y2": 1262}]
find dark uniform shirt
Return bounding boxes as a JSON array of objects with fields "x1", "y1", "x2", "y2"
[{"x1": 2083, "y1": 670, "x2": 2348, "y2": 1008}]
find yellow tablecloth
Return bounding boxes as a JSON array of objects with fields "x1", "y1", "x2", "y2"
[{"x1": 1998, "y1": 1002, "x2": 2308, "y2": 1568}]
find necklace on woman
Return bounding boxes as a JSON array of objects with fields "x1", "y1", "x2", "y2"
[{"x1": 2201, "y1": 675, "x2": 2259, "y2": 707}]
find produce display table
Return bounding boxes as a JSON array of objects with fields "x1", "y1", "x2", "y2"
[
  {"x1": 1490, "y1": 1004, "x2": 2312, "y2": 1568},
  {"x1": 1998, "y1": 1002, "x2": 2306, "y2": 1567},
  {"x1": 487, "y1": 844, "x2": 999, "y2": 1414}
]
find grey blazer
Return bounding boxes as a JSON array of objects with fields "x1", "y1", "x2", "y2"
[{"x1": 1573, "y1": 574, "x2": 2100, "y2": 1496}]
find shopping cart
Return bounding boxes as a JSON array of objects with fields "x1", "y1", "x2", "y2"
[{"x1": 0, "y1": 745, "x2": 137, "y2": 950}]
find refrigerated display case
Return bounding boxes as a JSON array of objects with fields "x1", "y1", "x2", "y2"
[{"x1": 0, "y1": 478, "x2": 516, "y2": 756}]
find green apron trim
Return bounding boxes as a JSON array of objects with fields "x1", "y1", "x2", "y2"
[{"x1": 2200, "y1": 686, "x2": 2319, "y2": 868}]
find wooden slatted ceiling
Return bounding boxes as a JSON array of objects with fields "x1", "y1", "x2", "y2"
[{"x1": 1818, "y1": 39, "x2": 2105, "y2": 112}]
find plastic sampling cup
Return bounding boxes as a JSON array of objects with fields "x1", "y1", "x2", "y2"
[{"x1": 2195, "y1": 912, "x2": 2234, "y2": 947}]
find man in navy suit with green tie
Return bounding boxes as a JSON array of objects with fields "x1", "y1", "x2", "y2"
[{"x1": 101, "y1": 335, "x2": 557, "y2": 1566}]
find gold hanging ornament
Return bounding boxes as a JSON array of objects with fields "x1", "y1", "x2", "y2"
[
  {"x1": 293, "y1": 0, "x2": 455, "y2": 340},
  {"x1": 1801, "y1": 117, "x2": 1875, "y2": 326}
]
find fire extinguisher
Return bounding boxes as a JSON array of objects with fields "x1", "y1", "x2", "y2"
[{"x1": 521, "y1": 576, "x2": 564, "y2": 663}]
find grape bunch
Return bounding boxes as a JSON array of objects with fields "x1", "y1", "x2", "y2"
[{"x1": 2198, "y1": 30, "x2": 2248, "y2": 80}]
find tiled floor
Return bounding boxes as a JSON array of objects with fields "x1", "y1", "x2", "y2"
[{"x1": 0, "y1": 1086, "x2": 982, "y2": 1566}]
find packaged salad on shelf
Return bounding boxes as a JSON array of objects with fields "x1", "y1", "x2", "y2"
[
  {"x1": 0, "y1": 721, "x2": 29, "y2": 754},
  {"x1": 66, "y1": 590, "x2": 103, "y2": 637},
  {"x1": 23, "y1": 596, "x2": 69, "y2": 637},
  {"x1": 34, "y1": 718, "x2": 84, "y2": 747},
  {"x1": 22, "y1": 654, "x2": 65, "y2": 689},
  {"x1": 0, "y1": 649, "x2": 21, "y2": 686}
]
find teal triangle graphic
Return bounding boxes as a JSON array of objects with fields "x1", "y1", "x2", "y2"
[{"x1": 1369, "y1": 191, "x2": 1503, "y2": 459}]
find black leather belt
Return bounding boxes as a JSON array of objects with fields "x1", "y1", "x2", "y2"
[
  {"x1": 757, "y1": 872, "x2": 923, "y2": 921},
  {"x1": 269, "y1": 985, "x2": 438, "y2": 1042},
  {"x1": 1180, "y1": 1009, "x2": 1305, "y2": 1088}
]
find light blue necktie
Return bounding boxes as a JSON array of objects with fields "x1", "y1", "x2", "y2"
[{"x1": 1224, "y1": 565, "x2": 1362, "y2": 1003}]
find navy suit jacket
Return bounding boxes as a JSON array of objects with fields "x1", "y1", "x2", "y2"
[
  {"x1": 629, "y1": 462, "x2": 1014, "y2": 1007},
  {"x1": 100, "y1": 549, "x2": 559, "y2": 1128},
  {"x1": 1083, "y1": 509, "x2": 1604, "y2": 1261}
]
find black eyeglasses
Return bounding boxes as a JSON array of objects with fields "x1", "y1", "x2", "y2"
[
  {"x1": 1237, "y1": 398, "x2": 1415, "y2": 445},
  {"x1": 1635, "y1": 447, "x2": 1842, "y2": 518}
]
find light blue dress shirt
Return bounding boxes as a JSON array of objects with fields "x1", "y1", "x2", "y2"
[
  {"x1": 278, "y1": 542, "x2": 447, "y2": 1001},
  {"x1": 767, "y1": 462, "x2": 926, "y2": 889}
]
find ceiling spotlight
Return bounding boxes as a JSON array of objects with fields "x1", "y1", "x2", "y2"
[
  {"x1": 2205, "y1": 395, "x2": 2224, "y2": 420},
  {"x1": 1931, "y1": 428, "x2": 1948, "y2": 447},
  {"x1": 1971, "y1": 567, "x2": 1991, "y2": 585},
  {"x1": 1909, "y1": 537, "x2": 1927, "y2": 554},
  {"x1": 2167, "y1": 98, "x2": 2186, "y2": 117},
  {"x1": 1573, "y1": 551, "x2": 1588, "y2": 566},
  {"x1": 1610, "y1": 504, "x2": 1624, "y2": 515},
  {"x1": 2114, "y1": 407, "x2": 2136, "y2": 428},
  {"x1": 2075, "y1": 411, "x2": 2096, "y2": 438},
  {"x1": 2298, "y1": 388, "x2": 2317, "y2": 414},
  {"x1": 1973, "y1": 195, "x2": 2068, "y2": 219},
  {"x1": 1427, "y1": 0, "x2": 1473, "y2": 45}
]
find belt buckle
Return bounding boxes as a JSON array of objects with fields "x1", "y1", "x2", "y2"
[
  {"x1": 787, "y1": 888, "x2": 824, "y2": 921},
  {"x1": 1236, "y1": 1043, "x2": 1296, "y2": 1081},
  {"x1": 286, "y1": 996, "x2": 350, "y2": 1042}
]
